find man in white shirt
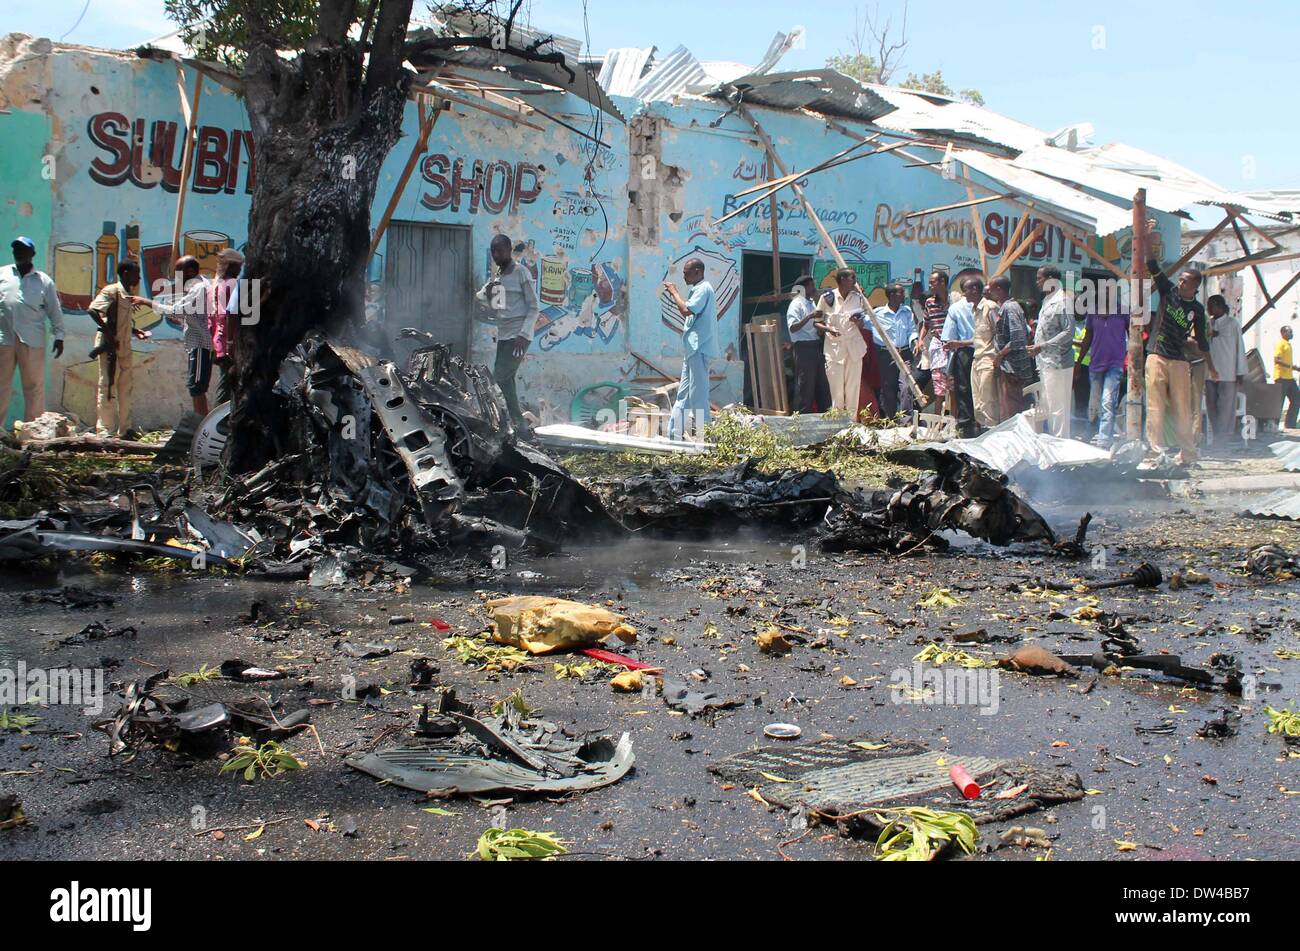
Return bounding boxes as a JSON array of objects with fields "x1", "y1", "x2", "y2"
[
  {"x1": 813, "y1": 268, "x2": 869, "y2": 414},
  {"x1": 0, "y1": 236, "x2": 65, "y2": 426},
  {"x1": 1028, "y1": 265, "x2": 1074, "y2": 438},
  {"x1": 129, "y1": 255, "x2": 212, "y2": 416},
  {"x1": 786, "y1": 274, "x2": 830, "y2": 413},
  {"x1": 1205, "y1": 294, "x2": 1246, "y2": 448}
]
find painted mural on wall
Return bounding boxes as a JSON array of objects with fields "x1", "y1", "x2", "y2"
[
  {"x1": 413, "y1": 122, "x2": 630, "y2": 355},
  {"x1": 49, "y1": 55, "x2": 255, "y2": 344},
  {"x1": 657, "y1": 246, "x2": 739, "y2": 335}
]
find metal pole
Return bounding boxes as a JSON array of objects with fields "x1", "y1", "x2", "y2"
[{"x1": 1125, "y1": 188, "x2": 1148, "y2": 441}]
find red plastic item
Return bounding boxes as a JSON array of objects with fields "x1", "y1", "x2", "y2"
[
  {"x1": 578, "y1": 647, "x2": 652, "y2": 670},
  {"x1": 430, "y1": 618, "x2": 451, "y2": 632},
  {"x1": 950, "y1": 764, "x2": 980, "y2": 799}
]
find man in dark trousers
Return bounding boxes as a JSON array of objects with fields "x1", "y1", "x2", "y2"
[
  {"x1": 785, "y1": 274, "x2": 830, "y2": 413},
  {"x1": 476, "y1": 234, "x2": 538, "y2": 425}
]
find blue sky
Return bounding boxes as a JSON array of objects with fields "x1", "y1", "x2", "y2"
[{"x1": 13, "y1": 0, "x2": 1294, "y2": 224}]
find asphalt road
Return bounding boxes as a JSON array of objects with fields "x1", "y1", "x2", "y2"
[{"x1": 1, "y1": 489, "x2": 1297, "y2": 862}]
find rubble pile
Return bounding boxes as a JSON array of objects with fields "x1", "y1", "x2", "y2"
[
  {"x1": 819, "y1": 451, "x2": 1057, "y2": 553},
  {"x1": 0, "y1": 331, "x2": 624, "y2": 577}
]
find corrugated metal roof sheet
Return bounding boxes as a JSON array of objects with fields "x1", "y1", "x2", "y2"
[
  {"x1": 630, "y1": 45, "x2": 707, "y2": 101},
  {"x1": 1011, "y1": 144, "x2": 1216, "y2": 216},
  {"x1": 597, "y1": 47, "x2": 655, "y2": 96},
  {"x1": 407, "y1": 36, "x2": 625, "y2": 123},
  {"x1": 953, "y1": 148, "x2": 1134, "y2": 236},
  {"x1": 866, "y1": 84, "x2": 1047, "y2": 153},
  {"x1": 1271, "y1": 439, "x2": 1300, "y2": 471},
  {"x1": 1244, "y1": 488, "x2": 1300, "y2": 520},
  {"x1": 706, "y1": 69, "x2": 895, "y2": 123}
]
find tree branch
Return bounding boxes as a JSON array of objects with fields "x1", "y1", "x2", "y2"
[{"x1": 363, "y1": 0, "x2": 416, "y2": 100}]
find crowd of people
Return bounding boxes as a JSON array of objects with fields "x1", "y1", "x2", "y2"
[
  {"x1": 0, "y1": 232, "x2": 1292, "y2": 465},
  {"x1": 0, "y1": 236, "x2": 244, "y2": 439},
  {"x1": 770, "y1": 258, "x2": 1263, "y2": 464}
]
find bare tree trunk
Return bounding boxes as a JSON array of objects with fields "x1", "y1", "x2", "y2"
[{"x1": 227, "y1": 0, "x2": 414, "y2": 474}]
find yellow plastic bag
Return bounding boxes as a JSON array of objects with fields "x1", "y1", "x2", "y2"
[{"x1": 487, "y1": 596, "x2": 637, "y2": 655}]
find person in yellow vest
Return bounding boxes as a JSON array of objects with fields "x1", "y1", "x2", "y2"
[
  {"x1": 1276, "y1": 324, "x2": 1299, "y2": 430},
  {"x1": 88, "y1": 258, "x2": 150, "y2": 438}
]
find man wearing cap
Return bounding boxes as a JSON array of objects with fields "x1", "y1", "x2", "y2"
[
  {"x1": 88, "y1": 258, "x2": 151, "y2": 437},
  {"x1": 786, "y1": 274, "x2": 831, "y2": 414},
  {"x1": 0, "y1": 236, "x2": 65, "y2": 426},
  {"x1": 129, "y1": 255, "x2": 212, "y2": 417}
]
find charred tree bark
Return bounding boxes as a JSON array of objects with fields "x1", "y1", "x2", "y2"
[{"x1": 227, "y1": 0, "x2": 414, "y2": 474}]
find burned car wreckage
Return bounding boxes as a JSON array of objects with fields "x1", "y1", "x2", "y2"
[
  {"x1": 0, "y1": 327, "x2": 1072, "y2": 577},
  {"x1": 211, "y1": 330, "x2": 622, "y2": 569}
]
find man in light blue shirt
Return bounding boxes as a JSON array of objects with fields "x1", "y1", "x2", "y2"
[
  {"x1": 0, "y1": 236, "x2": 64, "y2": 426},
  {"x1": 786, "y1": 274, "x2": 830, "y2": 413},
  {"x1": 662, "y1": 257, "x2": 717, "y2": 440},
  {"x1": 872, "y1": 282, "x2": 917, "y2": 418}
]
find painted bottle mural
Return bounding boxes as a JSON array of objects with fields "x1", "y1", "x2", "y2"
[{"x1": 94, "y1": 221, "x2": 119, "y2": 295}]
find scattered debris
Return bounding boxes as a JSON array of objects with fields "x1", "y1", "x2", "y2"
[
  {"x1": 712, "y1": 738, "x2": 1084, "y2": 836},
  {"x1": 475, "y1": 827, "x2": 568, "y2": 861},
  {"x1": 1245, "y1": 544, "x2": 1298, "y2": 577},
  {"x1": 346, "y1": 693, "x2": 634, "y2": 795},
  {"x1": 0, "y1": 795, "x2": 27, "y2": 830},
  {"x1": 661, "y1": 676, "x2": 745, "y2": 717},
  {"x1": 998, "y1": 646, "x2": 1077, "y2": 677},
  {"x1": 1197, "y1": 709, "x2": 1242, "y2": 739},
  {"x1": 1084, "y1": 563, "x2": 1162, "y2": 591},
  {"x1": 488, "y1": 596, "x2": 636, "y2": 655}
]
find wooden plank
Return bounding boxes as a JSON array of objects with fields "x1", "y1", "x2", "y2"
[
  {"x1": 1058, "y1": 227, "x2": 1128, "y2": 281},
  {"x1": 732, "y1": 135, "x2": 875, "y2": 198},
  {"x1": 409, "y1": 82, "x2": 546, "y2": 131},
  {"x1": 1242, "y1": 269, "x2": 1300, "y2": 333},
  {"x1": 1202, "y1": 248, "x2": 1300, "y2": 277},
  {"x1": 1196, "y1": 245, "x2": 1289, "y2": 275},
  {"x1": 369, "y1": 98, "x2": 443, "y2": 261},
  {"x1": 170, "y1": 67, "x2": 204, "y2": 265},
  {"x1": 1236, "y1": 210, "x2": 1283, "y2": 249},
  {"x1": 1166, "y1": 210, "x2": 1234, "y2": 275},
  {"x1": 962, "y1": 167, "x2": 988, "y2": 276},
  {"x1": 714, "y1": 143, "x2": 905, "y2": 227},
  {"x1": 1231, "y1": 216, "x2": 1272, "y2": 302},
  {"x1": 991, "y1": 222, "x2": 1046, "y2": 279},
  {"x1": 736, "y1": 103, "x2": 923, "y2": 405},
  {"x1": 903, "y1": 192, "x2": 1009, "y2": 220}
]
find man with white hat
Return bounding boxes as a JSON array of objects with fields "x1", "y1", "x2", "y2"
[{"x1": 0, "y1": 236, "x2": 64, "y2": 426}]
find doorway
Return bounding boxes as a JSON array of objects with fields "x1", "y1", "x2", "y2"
[
  {"x1": 740, "y1": 249, "x2": 812, "y2": 407},
  {"x1": 383, "y1": 221, "x2": 474, "y2": 362}
]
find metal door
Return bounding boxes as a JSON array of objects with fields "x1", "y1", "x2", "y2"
[{"x1": 383, "y1": 221, "x2": 474, "y2": 360}]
